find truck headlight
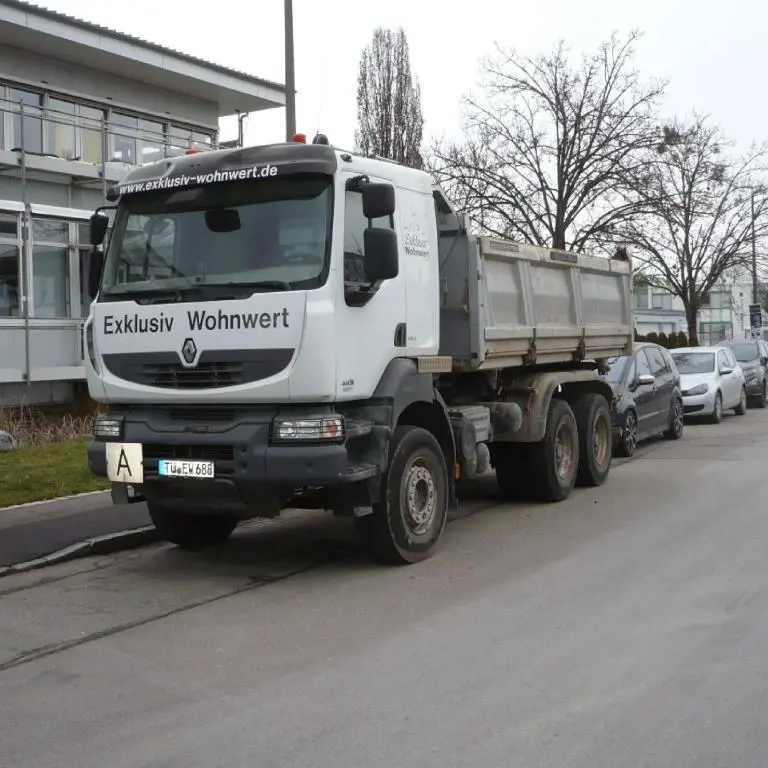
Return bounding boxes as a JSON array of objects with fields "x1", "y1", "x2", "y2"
[
  {"x1": 272, "y1": 415, "x2": 344, "y2": 444},
  {"x1": 93, "y1": 413, "x2": 124, "y2": 440},
  {"x1": 686, "y1": 383, "x2": 709, "y2": 396}
]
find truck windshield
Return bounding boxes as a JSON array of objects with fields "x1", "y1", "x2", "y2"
[{"x1": 99, "y1": 175, "x2": 332, "y2": 298}]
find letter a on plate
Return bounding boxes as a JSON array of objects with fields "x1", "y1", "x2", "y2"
[{"x1": 106, "y1": 443, "x2": 144, "y2": 484}]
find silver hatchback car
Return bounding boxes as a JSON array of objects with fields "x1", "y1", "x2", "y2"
[{"x1": 670, "y1": 346, "x2": 748, "y2": 423}]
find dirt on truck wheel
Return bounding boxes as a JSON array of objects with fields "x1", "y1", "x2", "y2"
[
  {"x1": 573, "y1": 392, "x2": 612, "y2": 488},
  {"x1": 355, "y1": 425, "x2": 449, "y2": 565},
  {"x1": 524, "y1": 398, "x2": 580, "y2": 503}
]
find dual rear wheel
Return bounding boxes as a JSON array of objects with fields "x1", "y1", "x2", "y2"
[{"x1": 493, "y1": 393, "x2": 612, "y2": 503}]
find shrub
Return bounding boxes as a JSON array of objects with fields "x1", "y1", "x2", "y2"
[
  {"x1": 646, "y1": 331, "x2": 659, "y2": 344},
  {"x1": 657, "y1": 331, "x2": 669, "y2": 348},
  {"x1": 0, "y1": 403, "x2": 99, "y2": 447},
  {"x1": 677, "y1": 330, "x2": 689, "y2": 347}
]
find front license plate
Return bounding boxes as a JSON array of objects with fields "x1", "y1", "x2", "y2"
[{"x1": 158, "y1": 459, "x2": 215, "y2": 479}]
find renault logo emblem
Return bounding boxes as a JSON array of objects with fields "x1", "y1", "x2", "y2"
[{"x1": 181, "y1": 338, "x2": 198, "y2": 366}]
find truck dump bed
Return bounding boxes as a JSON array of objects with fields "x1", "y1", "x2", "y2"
[{"x1": 435, "y1": 193, "x2": 633, "y2": 372}]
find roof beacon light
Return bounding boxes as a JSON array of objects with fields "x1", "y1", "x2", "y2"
[
  {"x1": 185, "y1": 147, "x2": 200, "y2": 155},
  {"x1": 292, "y1": 133, "x2": 307, "y2": 144},
  {"x1": 313, "y1": 133, "x2": 330, "y2": 145}
]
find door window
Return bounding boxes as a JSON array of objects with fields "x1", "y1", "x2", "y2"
[
  {"x1": 646, "y1": 347, "x2": 667, "y2": 377},
  {"x1": 342, "y1": 188, "x2": 392, "y2": 304},
  {"x1": 636, "y1": 350, "x2": 652, "y2": 379},
  {"x1": 717, "y1": 350, "x2": 730, "y2": 372}
]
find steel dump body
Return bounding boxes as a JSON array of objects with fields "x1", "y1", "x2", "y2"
[{"x1": 438, "y1": 231, "x2": 633, "y2": 372}]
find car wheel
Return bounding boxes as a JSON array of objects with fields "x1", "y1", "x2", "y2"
[
  {"x1": 615, "y1": 409, "x2": 637, "y2": 458},
  {"x1": 734, "y1": 386, "x2": 747, "y2": 416},
  {"x1": 709, "y1": 392, "x2": 723, "y2": 424},
  {"x1": 664, "y1": 398, "x2": 684, "y2": 440}
]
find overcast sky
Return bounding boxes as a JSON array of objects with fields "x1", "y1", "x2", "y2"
[{"x1": 38, "y1": 0, "x2": 768, "y2": 153}]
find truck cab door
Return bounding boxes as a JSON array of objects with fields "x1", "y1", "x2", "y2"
[{"x1": 333, "y1": 172, "x2": 407, "y2": 400}]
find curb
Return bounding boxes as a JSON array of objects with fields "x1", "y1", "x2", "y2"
[
  {"x1": 0, "y1": 490, "x2": 111, "y2": 513},
  {"x1": 0, "y1": 526, "x2": 159, "y2": 578}
]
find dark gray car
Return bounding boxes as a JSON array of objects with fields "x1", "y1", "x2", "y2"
[{"x1": 716, "y1": 339, "x2": 768, "y2": 408}]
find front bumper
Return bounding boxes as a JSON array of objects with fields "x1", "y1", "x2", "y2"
[
  {"x1": 681, "y1": 391, "x2": 716, "y2": 416},
  {"x1": 744, "y1": 377, "x2": 762, "y2": 397},
  {"x1": 88, "y1": 405, "x2": 381, "y2": 515}
]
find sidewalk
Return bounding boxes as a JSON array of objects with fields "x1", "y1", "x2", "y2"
[{"x1": 0, "y1": 492, "x2": 152, "y2": 568}]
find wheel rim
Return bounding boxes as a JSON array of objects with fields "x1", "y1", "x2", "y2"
[
  {"x1": 554, "y1": 420, "x2": 576, "y2": 481},
  {"x1": 401, "y1": 457, "x2": 437, "y2": 536},
  {"x1": 624, "y1": 413, "x2": 637, "y2": 454},
  {"x1": 592, "y1": 412, "x2": 610, "y2": 468},
  {"x1": 672, "y1": 401, "x2": 684, "y2": 436}
]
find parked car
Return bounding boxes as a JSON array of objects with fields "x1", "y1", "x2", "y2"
[
  {"x1": 670, "y1": 346, "x2": 747, "y2": 423},
  {"x1": 715, "y1": 339, "x2": 768, "y2": 408},
  {"x1": 603, "y1": 342, "x2": 684, "y2": 457}
]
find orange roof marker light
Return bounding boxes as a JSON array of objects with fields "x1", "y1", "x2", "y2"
[
  {"x1": 185, "y1": 147, "x2": 200, "y2": 155},
  {"x1": 292, "y1": 132, "x2": 307, "y2": 144}
]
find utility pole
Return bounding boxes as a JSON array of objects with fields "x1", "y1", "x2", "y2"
[
  {"x1": 752, "y1": 188, "x2": 758, "y2": 304},
  {"x1": 284, "y1": 0, "x2": 296, "y2": 141}
]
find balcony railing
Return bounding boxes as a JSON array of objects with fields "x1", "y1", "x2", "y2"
[{"x1": 0, "y1": 95, "x2": 218, "y2": 172}]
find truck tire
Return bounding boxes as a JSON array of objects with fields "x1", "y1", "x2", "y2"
[
  {"x1": 148, "y1": 504, "x2": 237, "y2": 550},
  {"x1": 573, "y1": 393, "x2": 612, "y2": 487},
  {"x1": 355, "y1": 425, "x2": 449, "y2": 565},
  {"x1": 524, "y1": 398, "x2": 579, "y2": 502},
  {"x1": 492, "y1": 442, "x2": 530, "y2": 500}
]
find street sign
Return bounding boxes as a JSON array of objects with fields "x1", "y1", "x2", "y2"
[{"x1": 749, "y1": 304, "x2": 763, "y2": 329}]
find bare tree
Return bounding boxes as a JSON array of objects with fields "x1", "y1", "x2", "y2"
[
  {"x1": 621, "y1": 117, "x2": 768, "y2": 344},
  {"x1": 428, "y1": 31, "x2": 665, "y2": 251},
  {"x1": 355, "y1": 27, "x2": 424, "y2": 169}
]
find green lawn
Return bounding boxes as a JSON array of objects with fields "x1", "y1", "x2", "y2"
[{"x1": 0, "y1": 439, "x2": 109, "y2": 508}]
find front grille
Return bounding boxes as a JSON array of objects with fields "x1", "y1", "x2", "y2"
[
  {"x1": 143, "y1": 444, "x2": 234, "y2": 461},
  {"x1": 142, "y1": 361, "x2": 242, "y2": 389},
  {"x1": 102, "y1": 349, "x2": 295, "y2": 390},
  {"x1": 166, "y1": 407, "x2": 236, "y2": 422}
]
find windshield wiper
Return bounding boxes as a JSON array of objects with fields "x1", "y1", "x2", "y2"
[
  {"x1": 101, "y1": 287, "x2": 183, "y2": 304},
  {"x1": 196, "y1": 280, "x2": 293, "y2": 292}
]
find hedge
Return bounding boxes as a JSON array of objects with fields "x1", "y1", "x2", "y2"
[{"x1": 634, "y1": 329, "x2": 690, "y2": 348}]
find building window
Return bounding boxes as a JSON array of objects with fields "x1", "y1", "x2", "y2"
[
  {"x1": 139, "y1": 118, "x2": 165, "y2": 165},
  {"x1": 634, "y1": 289, "x2": 649, "y2": 310},
  {"x1": 80, "y1": 105, "x2": 105, "y2": 164},
  {"x1": 168, "y1": 126, "x2": 213, "y2": 157},
  {"x1": 31, "y1": 218, "x2": 70, "y2": 318},
  {"x1": 0, "y1": 213, "x2": 20, "y2": 318},
  {"x1": 47, "y1": 97, "x2": 77, "y2": 159},
  {"x1": 10, "y1": 87, "x2": 43, "y2": 154},
  {"x1": 111, "y1": 112, "x2": 138, "y2": 164},
  {"x1": 2, "y1": 81, "x2": 215, "y2": 166}
]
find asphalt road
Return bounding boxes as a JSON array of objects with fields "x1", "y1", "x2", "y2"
[{"x1": 1, "y1": 409, "x2": 768, "y2": 768}]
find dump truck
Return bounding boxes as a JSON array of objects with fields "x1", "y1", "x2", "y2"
[{"x1": 83, "y1": 135, "x2": 633, "y2": 565}]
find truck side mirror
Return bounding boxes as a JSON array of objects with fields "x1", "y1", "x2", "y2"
[
  {"x1": 364, "y1": 227, "x2": 398, "y2": 282},
  {"x1": 87, "y1": 249, "x2": 105, "y2": 299},
  {"x1": 362, "y1": 183, "x2": 395, "y2": 219},
  {"x1": 90, "y1": 212, "x2": 109, "y2": 246}
]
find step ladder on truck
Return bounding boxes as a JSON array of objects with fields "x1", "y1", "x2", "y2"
[{"x1": 82, "y1": 132, "x2": 633, "y2": 565}]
